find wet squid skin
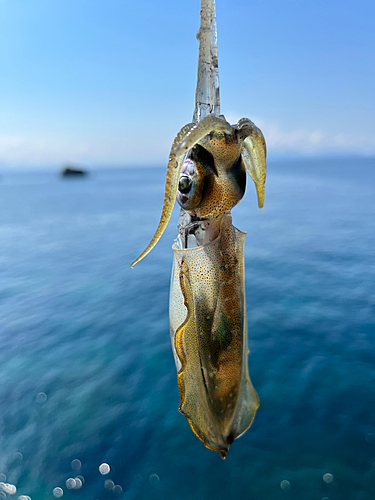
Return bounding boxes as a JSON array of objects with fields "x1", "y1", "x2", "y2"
[
  {"x1": 129, "y1": 115, "x2": 266, "y2": 269},
  {"x1": 170, "y1": 214, "x2": 259, "y2": 459},
  {"x1": 130, "y1": 115, "x2": 266, "y2": 458}
]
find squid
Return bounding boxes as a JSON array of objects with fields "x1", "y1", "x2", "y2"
[{"x1": 130, "y1": 0, "x2": 266, "y2": 459}]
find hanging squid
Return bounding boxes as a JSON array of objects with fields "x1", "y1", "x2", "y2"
[{"x1": 130, "y1": 0, "x2": 266, "y2": 459}]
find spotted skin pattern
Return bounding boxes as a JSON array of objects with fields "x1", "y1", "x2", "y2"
[
  {"x1": 130, "y1": 115, "x2": 266, "y2": 269},
  {"x1": 189, "y1": 130, "x2": 246, "y2": 219},
  {"x1": 170, "y1": 214, "x2": 259, "y2": 458},
  {"x1": 131, "y1": 114, "x2": 266, "y2": 458}
]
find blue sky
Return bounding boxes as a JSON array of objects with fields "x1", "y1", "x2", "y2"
[{"x1": 0, "y1": 0, "x2": 374, "y2": 168}]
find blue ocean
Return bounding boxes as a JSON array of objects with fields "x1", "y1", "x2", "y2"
[{"x1": 0, "y1": 157, "x2": 374, "y2": 500}]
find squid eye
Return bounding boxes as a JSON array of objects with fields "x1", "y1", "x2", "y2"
[{"x1": 178, "y1": 175, "x2": 192, "y2": 194}]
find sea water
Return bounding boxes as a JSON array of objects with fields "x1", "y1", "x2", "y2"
[{"x1": 0, "y1": 158, "x2": 374, "y2": 500}]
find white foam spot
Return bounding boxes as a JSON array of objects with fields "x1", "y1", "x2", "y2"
[
  {"x1": 149, "y1": 474, "x2": 160, "y2": 486},
  {"x1": 36, "y1": 392, "x2": 47, "y2": 403},
  {"x1": 104, "y1": 480, "x2": 114, "y2": 490},
  {"x1": 1, "y1": 484, "x2": 17, "y2": 495},
  {"x1": 113, "y1": 485, "x2": 123, "y2": 494},
  {"x1": 71, "y1": 459, "x2": 81, "y2": 471},
  {"x1": 65, "y1": 479, "x2": 76, "y2": 490},
  {"x1": 280, "y1": 480, "x2": 291, "y2": 490},
  {"x1": 323, "y1": 473, "x2": 333, "y2": 483},
  {"x1": 73, "y1": 478, "x2": 82, "y2": 490},
  {"x1": 99, "y1": 463, "x2": 110, "y2": 475}
]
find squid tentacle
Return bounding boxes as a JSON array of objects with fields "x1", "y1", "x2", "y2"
[{"x1": 130, "y1": 122, "x2": 195, "y2": 268}]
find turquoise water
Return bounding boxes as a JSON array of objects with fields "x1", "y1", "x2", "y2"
[{"x1": 0, "y1": 158, "x2": 374, "y2": 499}]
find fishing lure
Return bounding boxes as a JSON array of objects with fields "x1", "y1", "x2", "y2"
[{"x1": 130, "y1": 0, "x2": 266, "y2": 459}]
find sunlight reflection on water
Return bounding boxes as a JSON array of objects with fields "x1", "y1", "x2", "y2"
[{"x1": 0, "y1": 159, "x2": 374, "y2": 499}]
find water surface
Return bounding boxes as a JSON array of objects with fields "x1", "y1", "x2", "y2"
[{"x1": 0, "y1": 158, "x2": 374, "y2": 499}]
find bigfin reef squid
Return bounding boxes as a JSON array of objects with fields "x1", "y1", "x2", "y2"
[{"x1": 130, "y1": 0, "x2": 266, "y2": 459}]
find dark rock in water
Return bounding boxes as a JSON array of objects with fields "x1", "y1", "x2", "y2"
[{"x1": 61, "y1": 166, "x2": 88, "y2": 178}]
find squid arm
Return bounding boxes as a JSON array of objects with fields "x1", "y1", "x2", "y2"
[
  {"x1": 175, "y1": 115, "x2": 233, "y2": 156},
  {"x1": 236, "y1": 118, "x2": 267, "y2": 209},
  {"x1": 130, "y1": 122, "x2": 195, "y2": 268}
]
